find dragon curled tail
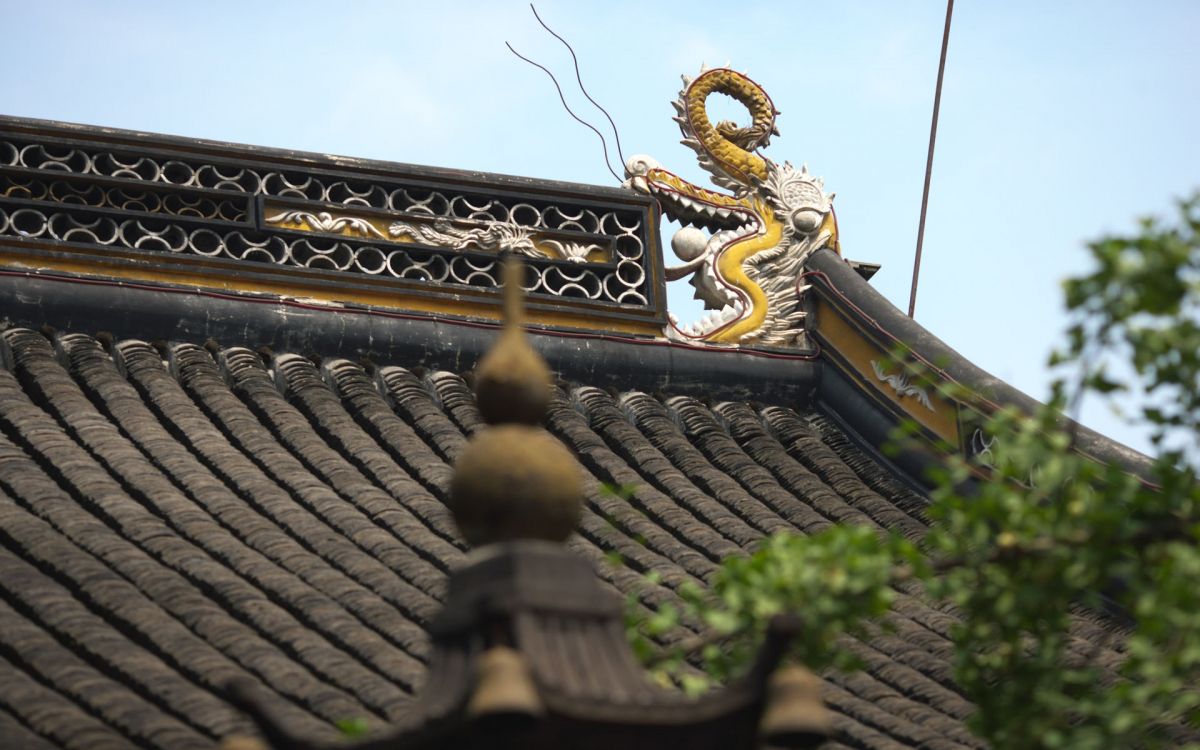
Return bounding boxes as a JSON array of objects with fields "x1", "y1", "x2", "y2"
[{"x1": 624, "y1": 66, "x2": 839, "y2": 348}]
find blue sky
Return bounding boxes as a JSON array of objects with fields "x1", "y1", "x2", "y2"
[{"x1": 3, "y1": 1, "x2": 1197, "y2": 454}]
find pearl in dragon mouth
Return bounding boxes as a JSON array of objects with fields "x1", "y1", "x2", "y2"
[
  {"x1": 663, "y1": 223, "x2": 757, "y2": 341},
  {"x1": 671, "y1": 226, "x2": 708, "y2": 261},
  {"x1": 626, "y1": 155, "x2": 764, "y2": 342},
  {"x1": 665, "y1": 234, "x2": 748, "y2": 340}
]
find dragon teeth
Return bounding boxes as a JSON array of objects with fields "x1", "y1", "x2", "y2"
[{"x1": 673, "y1": 301, "x2": 746, "y2": 340}]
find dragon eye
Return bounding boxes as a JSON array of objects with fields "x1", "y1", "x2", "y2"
[{"x1": 790, "y1": 209, "x2": 822, "y2": 234}]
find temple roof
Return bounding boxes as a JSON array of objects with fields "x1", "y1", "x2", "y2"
[
  {"x1": 0, "y1": 115, "x2": 1147, "y2": 749},
  {"x1": 0, "y1": 326, "x2": 1134, "y2": 749}
]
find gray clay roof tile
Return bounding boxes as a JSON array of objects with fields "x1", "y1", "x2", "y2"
[{"x1": 0, "y1": 327, "x2": 1127, "y2": 749}]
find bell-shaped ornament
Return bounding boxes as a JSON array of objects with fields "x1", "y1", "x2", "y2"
[
  {"x1": 467, "y1": 646, "x2": 545, "y2": 731},
  {"x1": 758, "y1": 665, "x2": 831, "y2": 748}
]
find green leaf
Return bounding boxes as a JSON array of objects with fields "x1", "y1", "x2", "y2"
[
  {"x1": 336, "y1": 717, "x2": 370, "y2": 738},
  {"x1": 599, "y1": 481, "x2": 640, "y2": 500}
]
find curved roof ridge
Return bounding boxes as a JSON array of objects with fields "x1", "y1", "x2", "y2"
[{"x1": 804, "y1": 248, "x2": 1151, "y2": 485}]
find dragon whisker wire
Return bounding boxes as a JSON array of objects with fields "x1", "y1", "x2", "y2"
[{"x1": 528, "y1": 3, "x2": 627, "y2": 170}]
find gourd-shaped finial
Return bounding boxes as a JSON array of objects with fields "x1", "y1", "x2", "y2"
[
  {"x1": 449, "y1": 256, "x2": 582, "y2": 547},
  {"x1": 472, "y1": 258, "x2": 552, "y2": 425}
]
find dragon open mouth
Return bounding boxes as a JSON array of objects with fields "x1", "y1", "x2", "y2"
[
  {"x1": 631, "y1": 167, "x2": 764, "y2": 340},
  {"x1": 621, "y1": 66, "x2": 837, "y2": 348},
  {"x1": 643, "y1": 173, "x2": 756, "y2": 233},
  {"x1": 667, "y1": 277, "x2": 748, "y2": 338}
]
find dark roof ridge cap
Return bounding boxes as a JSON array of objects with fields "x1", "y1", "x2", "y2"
[
  {"x1": 806, "y1": 247, "x2": 1153, "y2": 476},
  {"x1": 0, "y1": 114, "x2": 641, "y2": 202},
  {"x1": 0, "y1": 273, "x2": 820, "y2": 410}
]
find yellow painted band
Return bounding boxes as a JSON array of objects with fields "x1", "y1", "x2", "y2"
[
  {"x1": 710, "y1": 197, "x2": 782, "y2": 343},
  {"x1": 0, "y1": 249, "x2": 663, "y2": 337},
  {"x1": 815, "y1": 298, "x2": 959, "y2": 443}
]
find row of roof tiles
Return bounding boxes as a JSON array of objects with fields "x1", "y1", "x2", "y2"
[{"x1": 0, "y1": 326, "x2": 1126, "y2": 749}]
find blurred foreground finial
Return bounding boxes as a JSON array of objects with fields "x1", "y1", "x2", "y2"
[
  {"x1": 449, "y1": 255, "x2": 582, "y2": 547},
  {"x1": 472, "y1": 256, "x2": 552, "y2": 425}
]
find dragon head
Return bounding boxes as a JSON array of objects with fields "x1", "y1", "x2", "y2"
[{"x1": 625, "y1": 66, "x2": 839, "y2": 347}]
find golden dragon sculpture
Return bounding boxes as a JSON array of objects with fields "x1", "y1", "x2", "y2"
[{"x1": 624, "y1": 66, "x2": 840, "y2": 347}]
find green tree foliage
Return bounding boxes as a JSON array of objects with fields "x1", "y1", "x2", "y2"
[{"x1": 628, "y1": 195, "x2": 1200, "y2": 748}]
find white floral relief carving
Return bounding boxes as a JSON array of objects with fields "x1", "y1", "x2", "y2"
[
  {"x1": 264, "y1": 210, "x2": 387, "y2": 240},
  {"x1": 870, "y1": 360, "x2": 934, "y2": 412},
  {"x1": 539, "y1": 238, "x2": 597, "y2": 263},
  {"x1": 969, "y1": 427, "x2": 996, "y2": 465},
  {"x1": 266, "y1": 207, "x2": 606, "y2": 264}
]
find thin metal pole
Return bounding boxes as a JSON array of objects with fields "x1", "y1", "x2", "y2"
[{"x1": 908, "y1": 0, "x2": 954, "y2": 319}]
